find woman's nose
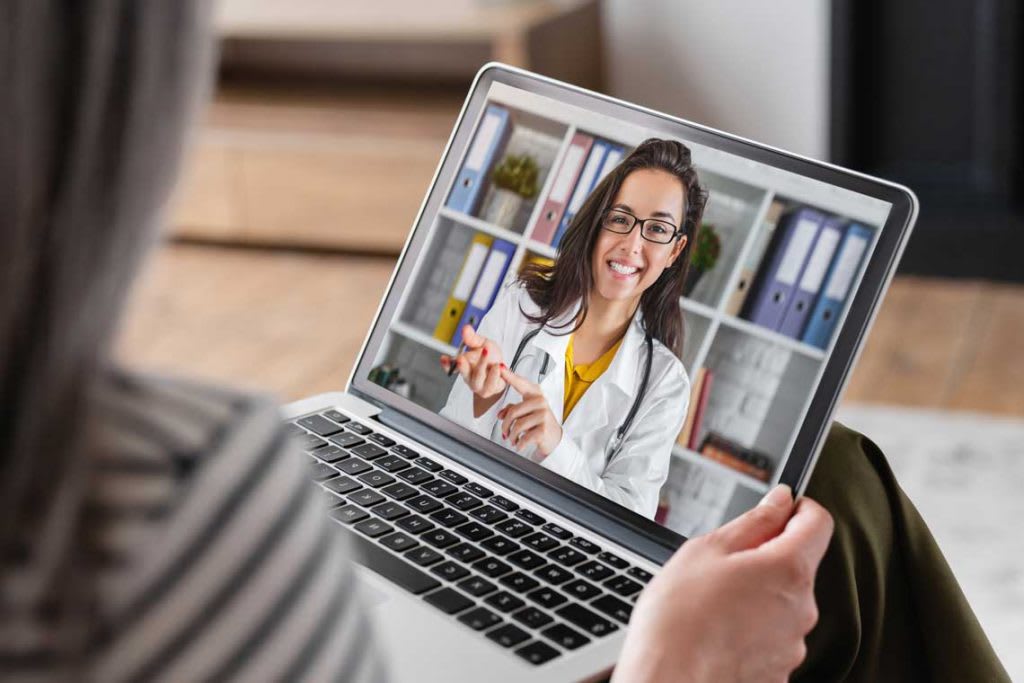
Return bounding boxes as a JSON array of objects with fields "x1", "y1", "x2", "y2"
[{"x1": 622, "y1": 224, "x2": 646, "y2": 252}]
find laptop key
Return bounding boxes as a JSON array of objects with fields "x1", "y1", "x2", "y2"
[
  {"x1": 367, "y1": 433, "x2": 396, "y2": 448},
  {"x1": 423, "y1": 587, "x2": 473, "y2": 615},
  {"x1": 495, "y1": 519, "x2": 532, "y2": 538},
  {"x1": 454, "y1": 522, "x2": 493, "y2": 542},
  {"x1": 500, "y1": 572, "x2": 539, "y2": 594},
  {"x1": 298, "y1": 414, "x2": 345, "y2": 436},
  {"x1": 330, "y1": 432, "x2": 365, "y2": 449},
  {"x1": 597, "y1": 551, "x2": 630, "y2": 570},
  {"x1": 358, "y1": 471, "x2": 395, "y2": 488},
  {"x1": 391, "y1": 444, "x2": 419, "y2": 459},
  {"x1": 541, "y1": 522, "x2": 572, "y2": 540},
  {"x1": 353, "y1": 518, "x2": 393, "y2": 538},
  {"x1": 548, "y1": 546, "x2": 587, "y2": 567},
  {"x1": 534, "y1": 564, "x2": 573, "y2": 585},
  {"x1": 563, "y1": 579, "x2": 601, "y2": 601},
  {"x1": 627, "y1": 567, "x2": 653, "y2": 583},
  {"x1": 447, "y1": 543, "x2": 485, "y2": 564},
  {"x1": 396, "y1": 514, "x2": 434, "y2": 535},
  {"x1": 309, "y1": 462, "x2": 339, "y2": 482},
  {"x1": 485, "y1": 590, "x2": 525, "y2": 613},
  {"x1": 381, "y1": 482, "x2": 418, "y2": 500},
  {"x1": 344, "y1": 528, "x2": 438, "y2": 595},
  {"x1": 397, "y1": 467, "x2": 434, "y2": 485},
  {"x1": 330, "y1": 505, "x2": 368, "y2": 524},
  {"x1": 438, "y1": 469, "x2": 468, "y2": 485},
  {"x1": 508, "y1": 549, "x2": 545, "y2": 571},
  {"x1": 555, "y1": 603, "x2": 618, "y2": 637},
  {"x1": 321, "y1": 410, "x2": 350, "y2": 425},
  {"x1": 430, "y1": 508, "x2": 468, "y2": 528},
  {"x1": 348, "y1": 489, "x2": 385, "y2": 508},
  {"x1": 430, "y1": 561, "x2": 469, "y2": 582},
  {"x1": 422, "y1": 480, "x2": 457, "y2": 498},
  {"x1": 522, "y1": 532, "x2": 559, "y2": 553},
  {"x1": 604, "y1": 575, "x2": 643, "y2": 597},
  {"x1": 527, "y1": 587, "x2": 568, "y2": 610},
  {"x1": 287, "y1": 423, "x2": 306, "y2": 437},
  {"x1": 324, "y1": 475, "x2": 361, "y2": 495},
  {"x1": 513, "y1": 607, "x2": 553, "y2": 630},
  {"x1": 375, "y1": 455, "x2": 409, "y2": 473},
  {"x1": 379, "y1": 532, "x2": 418, "y2": 553},
  {"x1": 406, "y1": 495, "x2": 443, "y2": 514},
  {"x1": 514, "y1": 509, "x2": 546, "y2": 526},
  {"x1": 447, "y1": 492, "x2": 482, "y2": 511},
  {"x1": 422, "y1": 529, "x2": 459, "y2": 549},
  {"x1": 569, "y1": 537, "x2": 601, "y2": 554},
  {"x1": 489, "y1": 495, "x2": 519, "y2": 512},
  {"x1": 487, "y1": 623, "x2": 530, "y2": 648},
  {"x1": 346, "y1": 422, "x2": 373, "y2": 436},
  {"x1": 457, "y1": 575, "x2": 497, "y2": 597},
  {"x1": 480, "y1": 536, "x2": 519, "y2": 556},
  {"x1": 335, "y1": 458, "x2": 372, "y2": 476},
  {"x1": 458, "y1": 606, "x2": 502, "y2": 631},
  {"x1": 414, "y1": 456, "x2": 443, "y2": 472},
  {"x1": 469, "y1": 505, "x2": 508, "y2": 525},
  {"x1": 371, "y1": 502, "x2": 408, "y2": 521},
  {"x1": 577, "y1": 560, "x2": 614, "y2": 582},
  {"x1": 592, "y1": 594, "x2": 633, "y2": 624},
  {"x1": 515, "y1": 641, "x2": 560, "y2": 666},
  {"x1": 405, "y1": 546, "x2": 443, "y2": 567},
  {"x1": 310, "y1": 445, "x2": 347, "y2": 463},
  {"x1": 473, "y1": 557, "x2": 512, "y2": 578},
  {"x1": 351, "y1": 443, "x2": 387, "y2": 461},
  {"x1": 541, "y1": 623, "x2": 591, "y2": 651},
  {"x1": 298, "y1": 433, "x2": 328, "y2": 450},
  {"x1": 321, "y1": 489, "x2": 344, "y2": 509},
  {"x1": 464, "y1": 482, "x2": 493, "y2": 498}
]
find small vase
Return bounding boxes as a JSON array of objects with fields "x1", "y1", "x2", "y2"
[{"x1": 481, "y1": 187, "x2": 525, "y2": 230}]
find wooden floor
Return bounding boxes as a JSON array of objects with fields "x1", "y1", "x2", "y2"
[{"x1": 116, "y1": 243, "x2": 1024, "y2": 417}]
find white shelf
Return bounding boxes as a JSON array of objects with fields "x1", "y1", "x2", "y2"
[
  {"x1": 672, "y1": 445, "x2": 770, "y2": 494},
  {"x1": 716, "y1": 314, "x2": 827, "y2": 360},
  {"x1": 680, "y1": 298, "x2": 717, "y2": 319},
  {"x1": 390, "y1": 321, "x2": 457, "y2": 357},
  {"x1": 439, "y1": 207, "x2": 560, "y2": 259}
]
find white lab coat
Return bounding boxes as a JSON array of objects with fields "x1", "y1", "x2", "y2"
[{"x1": 441, "y1": 282, "x2": 690, "y2": 518}]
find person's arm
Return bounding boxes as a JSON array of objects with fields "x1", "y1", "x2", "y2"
[{"x1": 615, "y1": 485, "x2": 834, "y2": 683}]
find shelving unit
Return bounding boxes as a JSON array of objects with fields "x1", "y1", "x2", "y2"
[{"x1": 370, "y1": 79, "x2": 887, "y2": 534}]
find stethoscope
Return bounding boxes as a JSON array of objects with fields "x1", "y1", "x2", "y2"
[{"x1": 507, "y1": 326, "x2": 654, "y2": 457}]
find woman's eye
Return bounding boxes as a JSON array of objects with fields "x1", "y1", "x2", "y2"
[
  {"x1": 649, "y1": 223, "x2": 669, "y2": 234},
  {"x1": 611, "y1": 215, "x2": 628, "y2": 224}
]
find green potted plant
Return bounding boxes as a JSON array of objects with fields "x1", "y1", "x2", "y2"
[
  {"x1": 684, "y1": 223, "x2": 721, "y2": 296},
  {"x1": 482, "y1": 153, "x2": 539, "y2": 229}
]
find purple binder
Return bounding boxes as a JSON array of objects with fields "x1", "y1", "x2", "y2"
[
  {"x1": 777, "y1": 217, "x2": 846, "y2": 339},
  {"x1": 742, "y1": 207, "x2": 826, "y2": 332}
]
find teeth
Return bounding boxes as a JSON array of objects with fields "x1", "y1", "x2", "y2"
[{"x1": 609, "y1": 261, "x2": 639, "y2": 275}]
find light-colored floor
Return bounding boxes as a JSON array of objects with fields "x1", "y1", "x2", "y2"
[{"x1": 117, "y1": 243, "x2": 1024, "y2": 417}]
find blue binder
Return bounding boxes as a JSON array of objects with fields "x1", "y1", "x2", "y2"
[
  {"x1": 742, "y1": 207, "x2": 826, "y2": 332},
  {"x1": 446, "y1": 104, "x2": 510, "y2": 215},
  {"x1": 777, "y1": 216, "x2": 846, "y2": 339},
  {"x1": 451, "y1": 239, "x2": 516, "y2": 348},
  {"x1": 551, "y1": 139, "x2": 613, "y2": 249},
  {"x1": 802, "y1": 223, "x2": 873, "y2": 349}
]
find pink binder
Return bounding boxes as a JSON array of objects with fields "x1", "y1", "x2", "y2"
[{"x1": 529, "y1": 132, "x2": 593, "y2": 244}]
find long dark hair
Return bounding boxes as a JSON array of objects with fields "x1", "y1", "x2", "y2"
[{"x1": 519, "y1": 138, "x2": 708, "y2": 359}]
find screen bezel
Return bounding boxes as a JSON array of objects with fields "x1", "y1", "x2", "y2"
[{"x1": 347, "y1": 63, "x2": 918, "y2": 551}]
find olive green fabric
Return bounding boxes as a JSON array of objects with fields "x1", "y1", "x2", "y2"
[{"x1": 795, "y1": 422, "x2": 1010, "y2": 682}]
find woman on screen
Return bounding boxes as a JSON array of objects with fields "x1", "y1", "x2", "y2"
[{"x1": 440, "y1": 138, "x2": 707, "y2": 518}]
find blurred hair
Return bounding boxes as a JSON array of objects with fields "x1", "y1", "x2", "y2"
[
  {"x1": 519, "y1": 138, "x2": 708, "y2": 358},
  {"x1": 0, "y1": 0, "x2": 212, "y2": 664}
]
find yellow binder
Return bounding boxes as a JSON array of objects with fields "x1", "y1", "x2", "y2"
[{"x1": 434, "y1": 233, "x2": 494, "y2": 343}]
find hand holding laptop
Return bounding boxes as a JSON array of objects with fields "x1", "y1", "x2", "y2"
[{"x1": 613, "y1": 485, "x2": 833, "y2": 683}]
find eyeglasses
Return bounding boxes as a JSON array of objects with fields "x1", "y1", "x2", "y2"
[{"x1": 600, "y1": 209, "x2": 681, "y2": 244}]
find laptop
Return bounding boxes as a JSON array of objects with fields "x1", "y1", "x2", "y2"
[{"x1": 284, "y1": 63, "x2": 917, "y2": 681}]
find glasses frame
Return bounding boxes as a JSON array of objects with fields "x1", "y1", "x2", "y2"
[{"x1": 599, "y1": 208, "x2": 683, "y2": 245}]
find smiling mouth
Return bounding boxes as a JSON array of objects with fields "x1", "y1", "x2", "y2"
[{"x1": 608, "y1": 260, "x2": 641, "y2": 277}]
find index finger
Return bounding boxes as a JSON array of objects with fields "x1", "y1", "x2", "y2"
[
  {"x1": 499, "y1": 366, "x2": 539, "y2": 396},
  {"x1": 759, "y1": 496, "x2": 834, "y2": 568},
  {"x1": 462, "y1": 325, "x2": 487, "y2": 350}
]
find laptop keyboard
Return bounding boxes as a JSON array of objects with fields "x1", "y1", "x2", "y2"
[{"x1": 290, "y1": 409, "x2": 653, "y2": 667}]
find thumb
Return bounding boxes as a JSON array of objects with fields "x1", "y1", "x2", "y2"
[
  {"x1": 710, "y1": 484, "x2": 793, "y2": 553},
  {"x1": 462, "y1": 325, "x2": 484, "y2": 349}
]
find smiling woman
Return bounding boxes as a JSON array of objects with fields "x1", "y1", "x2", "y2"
[{"x1": 439, "y1": 139, "x2": 708, "y2": 517}]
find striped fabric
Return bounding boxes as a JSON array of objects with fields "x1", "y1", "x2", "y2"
[{"x1": 1, "y1": 371, "x2": 384, "y2": 682}]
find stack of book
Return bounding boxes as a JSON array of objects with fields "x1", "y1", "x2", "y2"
[
  {"x1": 698, "y1": 432, "x2": 773, "y2": 483},
  {"x1": 676, "y1": 367, "x2": 714, "y2": 450}
]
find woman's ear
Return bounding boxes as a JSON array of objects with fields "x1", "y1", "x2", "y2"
[{"x1": 670, "y1": 234, "x2": 688, "y2": 265}]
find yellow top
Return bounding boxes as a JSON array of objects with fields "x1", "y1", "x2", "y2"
[{"x1": 563, "y1": 334, "x2": 623, "y2": 418}]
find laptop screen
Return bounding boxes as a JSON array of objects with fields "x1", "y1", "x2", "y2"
[{"x1": 360, "y1": 74, "x2": 901, "y2": 540}]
